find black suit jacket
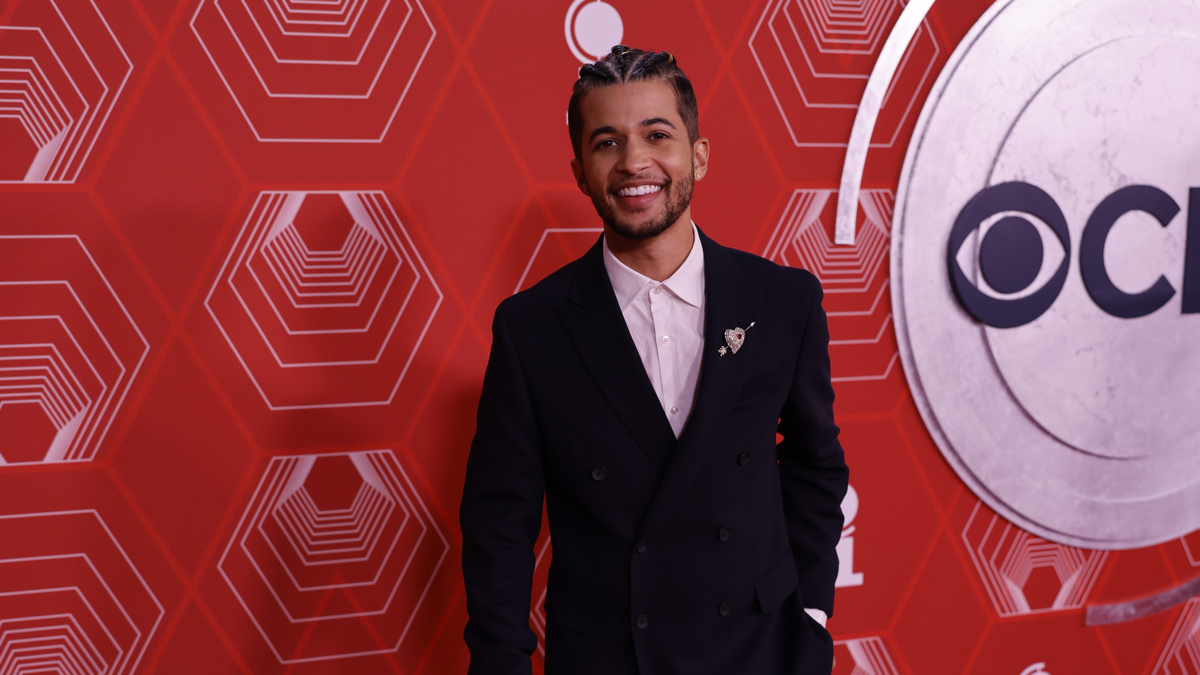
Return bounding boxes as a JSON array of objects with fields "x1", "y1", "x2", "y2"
[{"x1": 461, "y1": 230, "x2": 848, "y2": 675}]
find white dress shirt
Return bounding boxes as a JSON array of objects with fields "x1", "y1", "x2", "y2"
[
  {"x1": 602, "y1": 225, "x2": 705, "y2": 439},
  {"x1": 602, "y1": 225, "x2": 828, "y2": 628}
]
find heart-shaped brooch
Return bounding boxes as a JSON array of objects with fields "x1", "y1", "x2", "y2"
[{"x1": 719, "y1": 321, "x2": 755, "y2": 356}]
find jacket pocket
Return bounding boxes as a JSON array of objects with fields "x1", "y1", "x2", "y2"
[
  {"x1": 545, "y1": 586, "x2": 599, "y2": 637},
  {"x1": 754, "y1": 552, "x2": 799, "y2": 614}
]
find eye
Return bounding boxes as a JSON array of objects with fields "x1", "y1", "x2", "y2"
[
  {"x1": 953, "y1": 211, "x2": 1066, "y2": 300},
  {"x1": 647, "y1": 131, "x2": 670, "y2": 141},
  {"x1": 593, "y1": 138, "x2": 617, "y2": 151},
  {"x1": 947, "y1": 182, "x2": 1071, "y2": 328}
]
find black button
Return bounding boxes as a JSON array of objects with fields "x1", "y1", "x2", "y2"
[
  {"x1": 738, "y1": 451, "x2": 751, "y2": 466},
  {"x1": 592, "y1": 466, "x2": 607, "y2": 481},
  {"x1": 718, "y1": 527, "x2": 731, "y2": 542},
  {"x1": 635, "y1": 541, "x2": 646, "y2": 554},
  {"x1": 718, "y1": 602, "x2": 732, "y2": 616},
  {"x1": 636, "y1": 614, "x2": 649, "y2": 629}
]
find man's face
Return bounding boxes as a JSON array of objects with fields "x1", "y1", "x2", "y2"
[{"x1": 570, "y1": 80, "x2": 709, "y2": 240}]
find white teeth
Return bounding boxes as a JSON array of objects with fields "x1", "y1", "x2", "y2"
[{"x1": 619, "y1": 185, "x2": 662, "y2": 197}]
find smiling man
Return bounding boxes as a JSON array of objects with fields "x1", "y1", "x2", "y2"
[{"x1": 460, "y1": 46, "x2": 848, "y2": 675}]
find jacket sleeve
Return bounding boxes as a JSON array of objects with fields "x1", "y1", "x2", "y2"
[
  {"x1": 776, "y1": 272, "x2": 849, "y2": 616},
  {"x1": 460, "y1": 303, "x2": 544, "y2": 675}
]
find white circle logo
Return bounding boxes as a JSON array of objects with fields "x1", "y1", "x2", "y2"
[
  {"x1": 565, "y1": 0, "x2": 624, "y2": 65},
  {"x1": 893, "y1": 0, "x2": 1200, "y2": 548}
]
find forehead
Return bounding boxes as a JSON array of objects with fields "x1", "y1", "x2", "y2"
[{"x1": 577, "y1": 80, "x2": 682, "y2": 132}]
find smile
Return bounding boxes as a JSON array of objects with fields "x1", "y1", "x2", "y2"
[{"x1": 617, "y1": 185, "x2": 662, "y2": 197}]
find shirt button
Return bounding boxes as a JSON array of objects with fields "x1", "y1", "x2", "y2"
[
  {"x1": 718, "y1": 527, "x2": 731, "y2": 542},
  {"x1": 636, "y1": 614, "x2": 649, "y2": 629},
  {"x1": 661, "y1": 335, "x2": 670, "y2": 344},
  {"x1": 653, "y1": 286, "x2": 662, "y2": 295},
  {"x1": 592, "y1": 466, "x2": 607, "y2": 481},
  {"x1": 718, "y1": 602, "x2": 732, "y2": 617},
  {"x1": 670, "y1": 406, "x2": 679, "y2": 415},
  {"x1": 738, "y1": 451, "x2": 751, "y2": 466},
  {"x1": 635, "y1": 541, "x2": 646, "y2": 554}
]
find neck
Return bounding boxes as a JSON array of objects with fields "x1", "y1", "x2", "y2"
[{"x1": 604, "y1": 215, "x2": 694, "y2": 282}]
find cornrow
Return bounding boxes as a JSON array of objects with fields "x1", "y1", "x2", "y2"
[{"x1": 567, "y1": 45, "x2": 700, "y2": 160}]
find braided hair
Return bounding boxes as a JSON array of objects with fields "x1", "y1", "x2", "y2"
[{"x1": 567, "y1": 45, "x2": 700, "y2": 159}]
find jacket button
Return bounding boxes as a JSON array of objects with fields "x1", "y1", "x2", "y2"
[
  {"x1": 592, "y1": 466, "x2": 607, "y2": 481},
  {"x1": 718, "y1": 602, "x2": 732, "y2": 617},
  {"x1": 718, "y1": 527, "x2": 731, "y2": 542},
  {"x1": 636, "y1": 614, "x2": 649, "y2": 629},
  {"x1": 635, "y1": 541, "x2": 646, "y2": 554},
  {"x1": 738, "y1": 451, "x2": 751, "y2": 466}
]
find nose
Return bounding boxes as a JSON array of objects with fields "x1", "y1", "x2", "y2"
[{"x1": 615, "y1": 138, "x2": 652, "y2": 175}]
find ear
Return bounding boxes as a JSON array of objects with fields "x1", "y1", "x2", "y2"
[
  {"x1": 692, "y1": 137, "x2": 710, "y2": 181},
  {"x1": 570, "y1": 157, "x2": 590, "y2": 196}
]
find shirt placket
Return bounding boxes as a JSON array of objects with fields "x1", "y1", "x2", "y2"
[{"x1": 649, "y1": 284, "x2": 682, "y2": 434}]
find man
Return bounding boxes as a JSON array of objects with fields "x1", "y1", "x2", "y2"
[{"x1": 461, "y1": 46, "x2": 848, "y2": 675}]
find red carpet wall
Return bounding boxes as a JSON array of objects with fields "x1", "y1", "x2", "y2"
[{"x1": 0, "y1": 0, "x2": 1196, "y2": 673}]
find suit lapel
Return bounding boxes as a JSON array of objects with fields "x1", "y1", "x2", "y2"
[
  {"x1": 637, "y1": 232, "x2": 763, "y2": 540},
  {"x1": 556, "y1": 238, "x2": 677, "y2": 469}
]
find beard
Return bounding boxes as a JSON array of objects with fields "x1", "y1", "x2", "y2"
[{"x1": 589, "y1": 168, "x2": 695, "y2": 240}]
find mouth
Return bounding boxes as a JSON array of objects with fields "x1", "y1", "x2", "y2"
[
  {"x1": 616, "y1": 184, "x2": 662, "y2": 197},
  {"x1": 613, "y1": 182, "x2": 665, "y2": 208}
]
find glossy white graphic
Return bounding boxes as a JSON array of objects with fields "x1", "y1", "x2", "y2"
[
  {"x1": 565, "y1": 0, "x2": 623, "y2": 65},
  {"x1": 0, "y1": 1, "x2": 132, "y2": 182},
  {"x1": 190, "y1": 0, "x2": 435, "y2": 142},
  {"x1": 836, "y1": 484, "x2": 864, "y2": 588},
  {"x1": 0, "y1": 236, "x2": 148, "y2": 464},
  {"x1": 748, "y1": 0, "x2": 938, "y2": 148},
  {"x1": 1020, "y1": 663, "x2": 1051, "y2": 675},
  {"x1": 892, "y1": 0, "x2": 1200, "y2": 548},
  {"x1": 835, "y1": 0, "x2": 936, "y2": 245},
  {"x1": 0, "y1": 511, "x2": 164, "y2": 674},
  {"x1": 764, "y1": 190, "x2": 897, "y2": 382},
  {"x1": 833, "y1": 635, "x2": 899, "y2": 675},
  {"x1": 962, "y1": 503, "x2": 1106, "y2": 616},
  {"x1": 205, "y1": 191, "x2": 442, "y2": 409},
  {"x1": 218, "y1": 450, "x2": 449, "y2": 663}
]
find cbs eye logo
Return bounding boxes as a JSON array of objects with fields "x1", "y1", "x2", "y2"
[{"x1": 949, "y1": 182, "x2": 1200, "y2": 327}]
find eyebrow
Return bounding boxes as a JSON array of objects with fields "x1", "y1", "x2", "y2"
[{"x1": 588, "y1": 117, "x2": 678, "y2": 142}]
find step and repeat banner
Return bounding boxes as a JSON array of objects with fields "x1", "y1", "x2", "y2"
[{"x1": 0, "y1": 0, "x2": 1197, "y2": 673}]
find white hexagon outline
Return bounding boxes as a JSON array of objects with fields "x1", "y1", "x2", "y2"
[
  {"x1": 204, "y1": 191, "x2": 443, "y2": 410},
  {"x1": 217, "y1": 449, "x2": 450, "y2": 663},
  {"x1": 748, "y1": 0, "x2": 940, "y2": 148},
  {"x1": 762, "y1": 190, "x2": 898, "y2": 382},
  {"x1": 0, "y1": 510, "x2": 165, "y2": 675},
  {"x1": 0, "y1": 1, "x2": 133, "y2": 183},
  {"x1": 0, "y1": 235, "x2": 150, "y2": 464},
  {"x1": 962, "y1": 502, "x2": 1108, "y2": 617},
  {"x1": 190, "y1": 0, "x2": 436, "y2": 143}
]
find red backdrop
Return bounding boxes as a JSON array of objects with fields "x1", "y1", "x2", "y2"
[{"x1": 0, "y1": 0, "x2": 1196, "y2": 673}]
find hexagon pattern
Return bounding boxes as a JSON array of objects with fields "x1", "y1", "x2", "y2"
[
  {"x1": 0, "y1": 1, "x2": 132, "y2": 182},
  {"x1": 0, "y1": 0, "x2": 1191, "y2": 672},
  {"x1": 191, "y1": 0, "x2": 436, "y2": 141},
  {"x1": 963, "y1": 502, "x2": 1108, "y2": 616},
  {"x1": 0, "y1": 236, "x2": 148, "y2": 464},
  {"x1": 205, "y1": 191, "x2": 442, "y2": 409},
  {"x1": 763, "y1": 189, "x2": 897, "y2": 382},
  {"x1": 0, "y1": 511, "x2": 164, "y2": 675},
  {"x1": 218, "y1": 450, "x2": 449, "y2": 663},
  {"x1": 748, "y1": 0, "x2": 940, "y2": 147},
  {"x1": 833, "y1": 636, "x2": 900, "y2": 675},
  {"x1": 1154, "y1": 598, "x2": 1200, "y2": 674}
]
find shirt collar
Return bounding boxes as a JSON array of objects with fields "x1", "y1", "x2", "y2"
[{"x1": 602, "y1": 223, "x2": 705, "y2": 310}]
